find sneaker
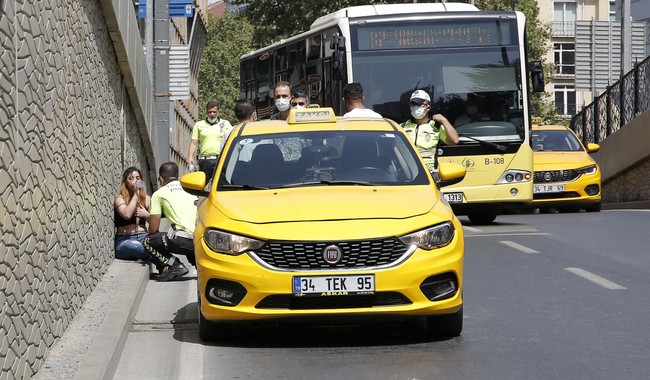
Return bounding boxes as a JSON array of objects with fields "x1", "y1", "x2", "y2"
[{"x1": 157, "y1": 260, "x2": 189, "y2": 282}]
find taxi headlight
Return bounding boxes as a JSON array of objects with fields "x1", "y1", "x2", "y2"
[
  {"x1": 204, "y1": 229, "x2": 265, "y2": 255},
  {"x1": 576, "y1": 164, "x2": 597, "y2": 175},
  {"x1": 398, "y1": 222, "x2": 455, "y2": 250}
]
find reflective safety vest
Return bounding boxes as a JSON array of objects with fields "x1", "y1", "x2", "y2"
[
  {"x1": 401, "y1": 119, "x2": 447, "y2": 171},
  {"x1": 191, "y1": 118, "x2": 233, "y2": 157}
]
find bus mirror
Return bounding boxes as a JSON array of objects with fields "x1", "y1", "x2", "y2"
[
  {"x1": 331, "y1": 33, "x2": 346, "y2": 80},
  {"x1": 530, "y1": 60, "x2": 545, "y2": 93}
]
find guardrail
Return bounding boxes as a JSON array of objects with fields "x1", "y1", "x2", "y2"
[{"x1": 570, "y1": 55, "x2": 650, "y2": 145}]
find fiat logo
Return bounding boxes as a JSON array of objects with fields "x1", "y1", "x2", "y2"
[
  {"x1": 323, "y1": 245, "x2": 342, "y2": 264},
  {"x1": 543, "y1": 172, "x2": 552, "y2": 182}
]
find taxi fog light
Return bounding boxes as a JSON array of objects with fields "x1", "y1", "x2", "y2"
[
  {"x1": 585, "y1": 184, "x2": 600, "y2": 196},
  {"x1": 420, "y1": 274, "x2": 458, "y2": 301},
  {"x1": 206, "y1": 279, "x2": 247, "y2": 306},
  {"x1": 398, "y1": 222, "x2": 455, "y2": 250},
  {"x1": 510, "y1": 188, "x2": 518, "y2": 197},
  {"x1": 205, "y1": 229, "x2": 265, "y2": 255}
]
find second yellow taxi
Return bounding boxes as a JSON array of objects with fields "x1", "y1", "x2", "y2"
[
  {"x1": 181, "y1": 107, "x2": 466, "y2": 341},
  {"x1": 532, "y1": 124, "x2": 601, "y2": 212}
]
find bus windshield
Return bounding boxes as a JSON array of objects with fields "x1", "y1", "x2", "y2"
[{"x1": 351, "y1": 33, "x2": 524, "y2": 142}]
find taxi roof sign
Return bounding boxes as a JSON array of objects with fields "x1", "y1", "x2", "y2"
[{"x1": 288, "y1": 107, "x2": 337, "y2": 124}]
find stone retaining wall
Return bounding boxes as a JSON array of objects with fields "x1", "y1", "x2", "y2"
[{"x1": 0, "y1": 1, "x2": 150, "y2": 378}]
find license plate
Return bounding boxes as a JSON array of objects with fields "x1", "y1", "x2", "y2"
[
  {"x1": 534, "y1": 184, "x2": 566, "y2": 193},
  {"x1": 443, "y1": 192, "x2": 463, "y2": 203},
  {"x1": 293, "y1": 275, "x2": 375, "y2": 296}
]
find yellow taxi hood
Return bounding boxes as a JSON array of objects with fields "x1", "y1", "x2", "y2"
[
  {"x1": 534, "y1": 152, "x2": 594, "y2": 167},
  {"x1": 212, "y1": 186, "x2": 437, "y2": 223}
]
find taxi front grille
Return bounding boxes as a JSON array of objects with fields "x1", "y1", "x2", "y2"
[
  {"x1": 253, "y1": 238, "x2": 409, "y2": 270},
  {"x1": 255, "y1": 292, "x2": 412, "y2": 310},
  {"x1": 534, "y1": 170, "x2": 580, "y2": 183}
]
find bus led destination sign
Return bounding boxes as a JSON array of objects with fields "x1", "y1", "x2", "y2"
[{"x1": 354, "y1": 20, "x2": 515, "y2": 50}]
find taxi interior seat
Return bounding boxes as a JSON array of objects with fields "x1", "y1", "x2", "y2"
[
  {"x1": 247, "y1": 144, "x2": 288, "y2": 185},
  {"x1": 338, "y1": 136, "x2": 395, "y2": 181}
]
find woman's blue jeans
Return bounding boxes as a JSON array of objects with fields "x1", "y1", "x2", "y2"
[{"x1": 115, "y1": 232, "x2": 152, "y2": 262}]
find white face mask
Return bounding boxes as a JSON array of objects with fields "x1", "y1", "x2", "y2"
[
  {"x1": 275, "y1": 98, "x2": 291, "y2": 112},
  {"x1": 207, "y1": 117, "x2": 218, "y2": 124},
  {"x1": 293, "y1": 104, "x2": 305, "y2": 109},
  {"x1": 410, "y1": 105, "x2": 427, "y2": 120}
]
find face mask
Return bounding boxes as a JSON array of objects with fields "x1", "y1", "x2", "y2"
[
  {"x1": 207, "y1": 117, "x2": 218, "y2": 124},
  {"x1": 467, "y1": 106, "x2": 478, "y2": 115},
  {"x1": 293, "y1": 104, "x2": 305, "y2": 109},
  {"x1": 410, "y1": 105, "x2": 427, "y2": 120},
  {"x1": 275, "y1": 98, "x2": 291, "y2": 112}
]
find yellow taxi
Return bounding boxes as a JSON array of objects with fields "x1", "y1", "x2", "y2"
[
  {"x1": 180, "y1": 107, "x2": 466, "y2": 341},
  {"x1": 532, "y1": 124, "x2": 601, "y2": 212}
]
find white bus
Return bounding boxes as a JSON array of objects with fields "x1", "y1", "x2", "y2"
[{"x1": 240, "y1": 3, "x2": 545, "y2": 223}]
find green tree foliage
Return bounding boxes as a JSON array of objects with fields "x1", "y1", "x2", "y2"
[
  {"x1": 234, "y1": 0, "x2": 389, "y2": 48},
  {"x1": 475, "y1": 0, "x2": 557, "y2": 122},
  {"x1": 198, "y1": 12, "x2": 254, "y2": 123}
]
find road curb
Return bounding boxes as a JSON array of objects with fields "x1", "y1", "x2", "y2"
[{"x1": 73, "y1": 261, "x2": 150, "y2": 380}]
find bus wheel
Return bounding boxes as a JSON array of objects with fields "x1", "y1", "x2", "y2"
[{"x1": 467, "y1": 211, "x2": 497, "y2": 224}]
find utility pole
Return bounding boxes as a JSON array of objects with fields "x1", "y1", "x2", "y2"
[
  {"x1": 621, "y1": 0, "x2": 632, "y2": 75},
  {"x1": 154, "y1": 0, "x2": 171, "y2": 165}
]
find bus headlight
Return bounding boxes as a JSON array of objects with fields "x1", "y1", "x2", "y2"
[
  {"x1": 497, "y1": 170, "x2": 531, "y2": 184},
  {"x1": 398, "y1": 222, "x2": 455, "y2": 250},
  {"x1": 204, "y1": 229, "x2": 265, "y2": 255}
]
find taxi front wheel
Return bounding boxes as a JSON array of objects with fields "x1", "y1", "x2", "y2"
[
  {"x1": 426, "y1": 305, "x2": 463, "y2": 338},
  {"x1": 197, "y1": 294, "x2": 231, "y2": 341}
]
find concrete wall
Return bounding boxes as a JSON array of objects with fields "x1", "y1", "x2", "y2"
[
  {"x1": 0, "y1": 1, "x2": 154, "y2": 378},
  {"x1": 593, "y1": 109, "x2": 650, "y2": 206}
]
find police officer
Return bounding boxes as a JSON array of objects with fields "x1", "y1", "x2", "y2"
[
  {"x1": 187, "y1": 100, "x2": 233, "y2": 179},
  {"x1": 144, "y1": 162, "x2": 198, "y2": 282},
  {"x1": 401, "y1": 90, "x2": 459, "y2": 176}
]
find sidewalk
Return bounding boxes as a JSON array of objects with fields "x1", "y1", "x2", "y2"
[{"x1": 33, "y1": 260, "x2": 150, "y2": 380}]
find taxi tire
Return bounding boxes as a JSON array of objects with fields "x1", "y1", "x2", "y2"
[
  {"x1": 585, "y1": 202, "x2": 601, "y2": 212},
  {"x1": 426, "y1": 305, "x2": 463, "y2": 338},
  {"x1": 197, "y1": 294, "x2": 230, "y2": 341}
]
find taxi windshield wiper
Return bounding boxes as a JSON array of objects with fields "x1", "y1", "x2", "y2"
[
  {"x1": 458, "y1": 133, "x2": 507, "y2": 152},
  {"x1": 279, "y1": 180, "x2": 375, "y2": 188},
  {"x1": 222, "y1": 184, "x2": 270, "y2": 190}
]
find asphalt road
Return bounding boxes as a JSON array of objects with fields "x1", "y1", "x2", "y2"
[{"x1": 111, "y1": 210, "x2": 650, "y2": 380}]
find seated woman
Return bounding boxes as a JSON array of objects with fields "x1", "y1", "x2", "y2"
[{"x1": 114, "y1": 167, "x2": 158, "y2": 265}]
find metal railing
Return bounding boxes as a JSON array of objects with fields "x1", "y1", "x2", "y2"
[{"x1": 570, "y1": 55, "x2": 650, "y2": 145}]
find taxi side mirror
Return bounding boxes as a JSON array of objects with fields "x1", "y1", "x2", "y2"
[
  {"x1": 586, "y1": 143, "x2": 600, "y2": 153},
  {"x1": 437, "y1": 163, "x2": 466, "y2": 188},
  {"x1": 180, "y1": 172, "x2": 209, "y2": 197}
]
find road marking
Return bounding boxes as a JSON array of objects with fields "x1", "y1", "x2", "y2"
[
  {"x1": 462, "y1": 225, "x2": 483, "y2": 233},
  {"x1": 179, "y1": 275, "x2": 204, "y2": 379},
  {"x1": 565, "y1": 267, "x2": 627, "y2": 290},
  {"x1": 499, "y1": 240, "x2": 539, "y2": 254},
  {"x1": 467, "y1": 232, "x2": 548, "y2": 238}
]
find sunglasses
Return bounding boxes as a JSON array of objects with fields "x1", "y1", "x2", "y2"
[
  {"x1": 292, "y1": 102, "x2": 306, "y2": 106},
  {"x1": 409, "y1": 102, "x2": 430, "y2": 107}
]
